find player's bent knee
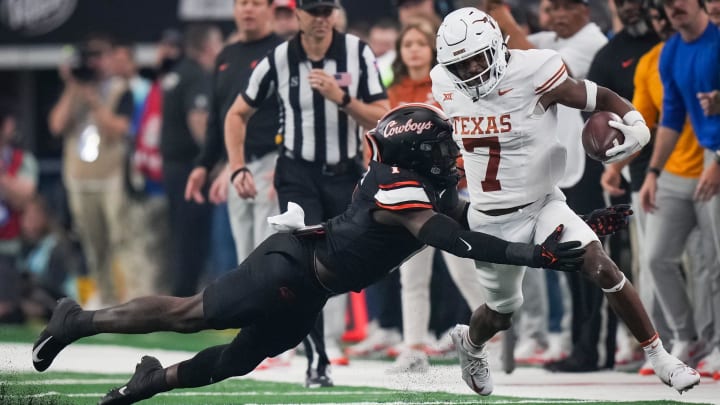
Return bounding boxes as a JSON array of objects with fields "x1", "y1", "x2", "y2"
[
  {"x1": 470, "y1": 304, "x2": 514, "y2": 332},
  {"x1": 489, "y1": 312, "x2": 513, "y2": 331},
  {"x1": 581, "y1": 242, "x2": 624, "y2": 290},
  {"x1": 489, "y1": 294, "x2": 523, "y2": 317}
]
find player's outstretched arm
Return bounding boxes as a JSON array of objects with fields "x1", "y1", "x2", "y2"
[
  {"x1": 436, "y1": 185, "x2": 471, "y2": 229},
  {"x1": 374, "y1": 209, "x2": 584, "y2": 271}
]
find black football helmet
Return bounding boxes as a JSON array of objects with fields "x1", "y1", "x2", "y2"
[{"x1": 366, "y1": 103, "x2": 460, "y2": 187}]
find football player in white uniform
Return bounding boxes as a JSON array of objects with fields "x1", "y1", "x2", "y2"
[{"x1": 432, "y1": 7, "x2": 700, "y2": 396}]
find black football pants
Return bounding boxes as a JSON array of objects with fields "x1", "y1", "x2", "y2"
[{"x1": 178, "y1": 233, "x2": 329, "y2": 387}]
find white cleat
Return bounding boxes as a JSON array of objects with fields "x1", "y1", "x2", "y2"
[
  {"x1": 653, "y1": 354, "x2": 701, "y2": 394},
  {"x1": 450, "y1": 324, "x2": 493, "y2": 396}
]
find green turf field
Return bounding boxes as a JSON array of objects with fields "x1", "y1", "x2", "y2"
[
  {"x1": 0, "y1": 371, "x2": 702, "y2": 405},
  {"x1": 1, "y1": 324, "x2": 713, "y2": 405}
]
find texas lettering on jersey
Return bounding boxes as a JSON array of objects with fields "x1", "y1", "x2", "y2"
[{"x1": 452, "y1": 114, "x2": 512, "y2": 135}]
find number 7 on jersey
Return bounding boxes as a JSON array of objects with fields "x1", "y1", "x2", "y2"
[{"x1": 461, "y1": 137, "x2": 502, "y2": 192}]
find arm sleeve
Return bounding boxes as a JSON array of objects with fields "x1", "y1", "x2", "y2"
[
  {"x1": 242, "y1": 56, "x2": 275, "y2": 108},
  {"x1": 417, "y1": 214, "x2": 536, "y2": 266},
  {"x1": 114, "y1": 90, "x2": 134, "y2": 118},
  {"x1": 356, "y1": 42, "x2": 388, "y2": 103},
  {"x1": 194, "y1": 59, "x2": 226, "y2": 170},
  {"x1": 658, "y1": 42, "x2": 686, "y2": 133}
]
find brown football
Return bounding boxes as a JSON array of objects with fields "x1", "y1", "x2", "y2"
[{"x1": 582, "y1": 111, "x2": 625, "y2": 162}]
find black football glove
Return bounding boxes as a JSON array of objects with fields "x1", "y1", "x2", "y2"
[
  {"x1": 533, "y1": 225, "x2": 585, "y2": 272},
  {"x1": 581, "y1": 204, "x2": 633, "y2": 237}
]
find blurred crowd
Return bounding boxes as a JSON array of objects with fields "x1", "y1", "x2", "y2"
[{"x1": 2, "y1": 0, "x2": 720, "y2": 382}]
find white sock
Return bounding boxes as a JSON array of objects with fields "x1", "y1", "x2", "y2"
[
  {"x1": 462, "y1": 330, "x2": 485, "y2": 355},
  {"x1": 642, "y1": 336, "x2": 669, "y2": 365}
]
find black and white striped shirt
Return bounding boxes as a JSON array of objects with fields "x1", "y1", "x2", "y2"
[{"x1": 242, "y1": 30, "x2": 387, "y2": 164}]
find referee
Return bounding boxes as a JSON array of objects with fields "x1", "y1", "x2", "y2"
[{"x1": 225, "y1": 0, "x2": 388, "y2": 387}]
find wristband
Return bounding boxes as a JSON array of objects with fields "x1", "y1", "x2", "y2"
[
  {"x1": 230, "y1": 167, "x2": 251, "y2": 183},
  {"x1": 582, "y1": 80, "x2": 597, "y2": 112},
  {"x1": 647, "y1": 166, "x2": 661, "y2": 178},
  {"x1": 715, "y1": 150, "x2": 720, "y2": 165},
  {"x1": 339, "y1": 91, "x2": 351, "y2": 108}
]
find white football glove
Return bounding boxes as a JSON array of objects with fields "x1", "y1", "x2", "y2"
[
  {"x1": 267, "y1": 201, "x2": 306, "y2": 232},
  {"x1": 605, "y1": 110, "x2": 651, "y2": 164}
]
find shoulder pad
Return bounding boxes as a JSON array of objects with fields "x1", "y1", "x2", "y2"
[
  {"x1": 369, "y1": 162, "x2": 434, "y2": 212},
  {"x1": 531, "y1": 51, "x2": 568, "y2": 95}
]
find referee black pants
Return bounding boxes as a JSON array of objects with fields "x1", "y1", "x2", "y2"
[
  {"x1": 274, "y1": 153, "x2": 361, "y2": 370},
  {"x1": 274, "y1": 154, "x2": 360, "y2": 224}
]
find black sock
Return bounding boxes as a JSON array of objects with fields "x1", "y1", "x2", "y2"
[
  {"x1": 176, "y1": 345, "x2": 227, "y2": 388},
  {"x1": 74, "y1": 310, "x2": 97, "y2": 338},
  {"x1": 147, "y1": 368, "x2": 170, "y2": 394}
]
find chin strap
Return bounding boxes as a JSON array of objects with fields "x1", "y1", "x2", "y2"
[{"x1": 601, "y1": 274, "x2": 627, "y2": 293}]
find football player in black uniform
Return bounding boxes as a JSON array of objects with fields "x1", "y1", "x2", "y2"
[{"x1": 31, "y1": 104, "x2": 629, "y2": 405}]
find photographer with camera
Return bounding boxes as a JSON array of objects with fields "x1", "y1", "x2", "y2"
[{"x1": 48, "y1": 33, "x2": 133, "y2": 308}]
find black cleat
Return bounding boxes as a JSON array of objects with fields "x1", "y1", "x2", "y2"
[
  {"x1": 305, "y1": 365, "x2": 334, "y2": 388},
  {"x1": 98, "y1": 356, "x2": 165, "y2": 405},
  {"x1": 32, "y1": 298, "x2": 83, "y2": 372}
]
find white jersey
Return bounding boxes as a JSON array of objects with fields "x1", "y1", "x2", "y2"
[
  {"x1": 431, "y1": 49, "x2": 569, "y2": 211},
  {"x1": 528, "y1": 23, "x2": 608, "y2": 188}
]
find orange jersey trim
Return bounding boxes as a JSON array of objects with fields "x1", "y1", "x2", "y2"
[
  {"x1": 535, "y1": 64, "x2": 567, "y2": 95},
  {"x1": 378, "y1": 180, "x2": 422, "y2": 190},
  {"x1": 375, "y1": 202, "x2": 433, "y2": 211}
]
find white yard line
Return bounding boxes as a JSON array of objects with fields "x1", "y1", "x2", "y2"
[{"x1": 1, "y1": 343, "x2": 718, "y2": 404}]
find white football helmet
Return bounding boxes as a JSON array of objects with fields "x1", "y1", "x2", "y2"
[{"x1": 436, "y1": 7, "x2": 508, "y2": 100}]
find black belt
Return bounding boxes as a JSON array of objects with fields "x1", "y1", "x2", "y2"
[
  {"x1": 479, "y1": 202, "x2": 533, "y2": 216},
  {"x1": 283, "y1": 149, "x2": 357, "y2": 176}
]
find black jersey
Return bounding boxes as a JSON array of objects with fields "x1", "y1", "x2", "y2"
[{"x1": 317, "y1": 161, "x2": 450, "y2": 293}]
